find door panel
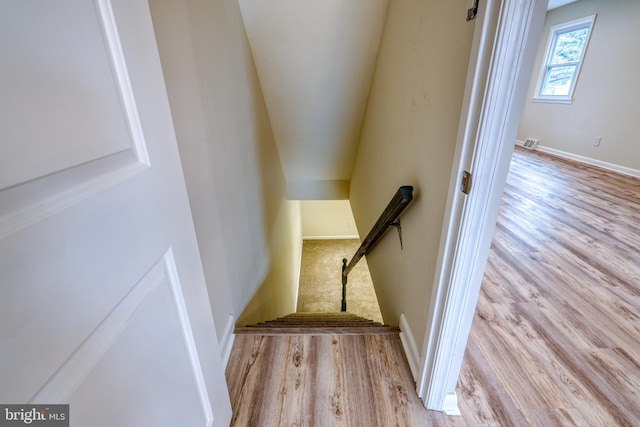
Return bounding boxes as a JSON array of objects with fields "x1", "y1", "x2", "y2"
[
  {"x1": 0, "y1": 0, "x2": 133, "y2": 188},
  {"x1": 0, "y1": 0, "x2": 231, "y2": 425},
  {"x1": 62, "y1": 252, "x2": 210, "y2": 426},
  {"x1": 0, "y1": 0, "x2": 149, "y2": 238}
]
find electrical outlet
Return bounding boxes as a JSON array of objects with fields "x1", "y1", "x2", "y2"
[{"x1": 593, "y1": 137, "x2": 601, "y2": 147}]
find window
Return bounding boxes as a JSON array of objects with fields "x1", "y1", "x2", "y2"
[{"x1": 534, "y1": 15, "x2": 596, "y2": 103}]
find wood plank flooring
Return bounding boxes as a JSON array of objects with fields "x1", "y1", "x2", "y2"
[
  {"x1": 225, "y1": 148, "x2": 640, "y2": 426},
  {"x1": 226, "y1": 333, "x2": 462, "y2": 426},
  {"x1": 457, "y1": 148, "x2": 640, "y2": 426}
]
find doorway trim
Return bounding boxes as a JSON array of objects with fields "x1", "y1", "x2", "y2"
[{"x1": 416, "y1": 0, "x2": 549, "y2": 413}]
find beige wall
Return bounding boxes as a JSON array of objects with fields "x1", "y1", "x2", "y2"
[
  {"x1": 149, "y1": 0, "x2": 300, "y2": 339},
  {"x1": 518, "y1": 0, "x2": 640, "y2": 170},
  {"x1": 301, "y1": 200, "x2": 359, "y2": 238},
  {"x1": 236, "y1": 200, "x2": 302, "y2": 326},
  {"x1": 349, "y1": 0, "x2": 475, "y2": 351}
]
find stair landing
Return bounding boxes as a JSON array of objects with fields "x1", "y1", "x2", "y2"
[{"x1": 234, "y1": 312, "x2": 399, "y2": 336}]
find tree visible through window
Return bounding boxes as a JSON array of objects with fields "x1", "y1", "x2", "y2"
[{"x1": 535, "y1": 15, "x2": 596, "y2": 102}]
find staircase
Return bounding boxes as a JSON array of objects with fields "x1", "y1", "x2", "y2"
[{"x1": 234, "y1": 312, "x2": 400, "y2": 335}]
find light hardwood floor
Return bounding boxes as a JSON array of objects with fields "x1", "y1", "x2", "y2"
[
  {"x1": 226, "y1": 333, "x2": 463, "y2": 426},
  {"x1": 225, "y1": 148, "x2": 640, "y2": 426},
  {"x1": 457, "y1": 147, "x2": 640, "y2": 426}
]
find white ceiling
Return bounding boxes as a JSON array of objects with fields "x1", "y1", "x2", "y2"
[{"x1": 238, "y1": 0, "x2": 388, "y2": 198}]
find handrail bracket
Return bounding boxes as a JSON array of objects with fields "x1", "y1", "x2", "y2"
[{"x1": 388, "y1": 221, "x2": 404, "y2": 250}]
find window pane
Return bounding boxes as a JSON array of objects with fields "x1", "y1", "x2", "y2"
[
  {"x1": 550, "y1": 28, "x2": 589, "y2": 64},
  {"x1": 540, "y1": 65, "x2": 576, "y2": 96}
]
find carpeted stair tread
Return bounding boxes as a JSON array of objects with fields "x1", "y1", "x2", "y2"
[{"x1": 234, "y1": 312, "x2": 399, "y2": 336}]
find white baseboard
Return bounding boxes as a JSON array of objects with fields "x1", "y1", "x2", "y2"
[
  {"x1": 399, "y1": 314, "x2": 420, "y2": 382},
  {"x1": 302, "y1": 235, "x2": 360, "y2": 240},
  {"x1": 515, "y1": 140, "x2": 640, "y2": 179},
  {"x1": 442, "y1": 393, "x2": 461, "y2": 416},
  {"x1": 220, "y1": 314, "x2": 235, "y2": 368}
]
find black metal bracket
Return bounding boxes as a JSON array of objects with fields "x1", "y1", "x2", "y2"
[
  {"x1": 467, "y1": 0, "x2": 479, "y2": 21},
  {"x1": 388, "y1": 221, "x2": 404, "y2": 250}
]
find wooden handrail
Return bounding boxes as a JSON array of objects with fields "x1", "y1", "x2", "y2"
[{"x1": 341, "y1": 186, "x2": 414, "y2": 311}]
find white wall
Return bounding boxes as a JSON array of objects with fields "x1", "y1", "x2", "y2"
[
  {"x1": 149, "y1": 0, "x2": 300, "y2": 340},
  {"x1": 518, "y1": 0, "x2": 640, "y2": 171},
  {"x1": 349, "y1": 0, "x2": 475, "y2": 352},
  {"x1": 301, "y1": 200, "x2": 359, "y2": 239}
]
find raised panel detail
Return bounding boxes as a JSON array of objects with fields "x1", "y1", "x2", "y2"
[
  {"x1": 31, "y1": 250, "x2": 214, "y2": 427},
  {"x1": 0, "y1": 0, "x2": 150, "y2": 238},
  {"x1": 1, "y1": 0, "x2": 129, "y2": 188}
]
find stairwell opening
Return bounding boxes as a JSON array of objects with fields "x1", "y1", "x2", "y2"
[{"x1": 298, "y1": 200, "x2": 383, "y2": 323}]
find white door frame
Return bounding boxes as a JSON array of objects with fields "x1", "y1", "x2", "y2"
[{"x1": 417, "y1": 0, "x2": 549, "y2": 414}]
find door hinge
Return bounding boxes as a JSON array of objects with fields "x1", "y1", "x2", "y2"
[
  {"x1": 466, "y1": 0, "x2": 479, "y2": 21},
  {"x1": 461, "y1": 170, "x2": 472, "y2": 194}
]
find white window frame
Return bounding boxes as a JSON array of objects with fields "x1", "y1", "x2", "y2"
[{"x1": 533, "y1": 14, "x2": 596, "y2": 104}]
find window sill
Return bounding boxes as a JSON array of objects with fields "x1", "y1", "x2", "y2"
[{"x1": 531, "y1": 97, "x2": 573, "y2": 105}]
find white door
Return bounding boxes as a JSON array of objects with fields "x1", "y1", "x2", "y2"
[{"x1": 0, "y1": 1, "x2": 232, "y2": 426}]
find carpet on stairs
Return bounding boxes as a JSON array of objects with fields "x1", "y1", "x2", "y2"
[{"x1": 234, "y1": 312, "x2": 399, "y2": 336}]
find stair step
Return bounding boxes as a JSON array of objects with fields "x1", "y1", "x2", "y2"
[
  {"x1": 256, "y1": 318, "x2": 379, "y2": 325},
  {"x1": 234, "y1": 312, "x2": 399, "y2": 336},
  {"x1": 234, "y1": 325, "x2": 400, "y2": 336}
]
